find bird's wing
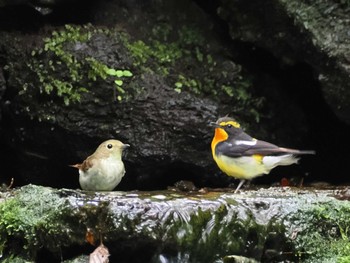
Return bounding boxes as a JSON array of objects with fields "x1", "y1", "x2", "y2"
[
  {"x1": 79, "y1": 157, "x2": 96, "y2": 172},
  {"x1": 243, "y1": 140, "x2": 299, "y2": 155},
  {"x1": 217, "y1": 139, "x2": 310, "y2": 157}
]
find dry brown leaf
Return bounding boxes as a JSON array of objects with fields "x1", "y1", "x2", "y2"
[
  {"x1": 85, "y1": 228, "x2": 96, "y2": 246},
  {"x1": 89, "y1": 243, "x2": 110, "y2": 263}
]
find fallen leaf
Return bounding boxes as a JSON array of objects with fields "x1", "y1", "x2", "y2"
[
  {"x1": 89, "y1": 243, "x2": 110, "y2": 263},
  {"x1": 85, "y1": 228, "x2": 95, "y2": 246}
]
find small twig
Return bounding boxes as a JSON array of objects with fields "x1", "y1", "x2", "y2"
[
  {"x1": 99, "y1": 231, "x2": 104, "y2": 245},
  {"x1": 7, "y1": 178, "x2": 14, "y2": 190},
  {"x1": 298, "y1": 177, "x2": 304, "y2": 188}
]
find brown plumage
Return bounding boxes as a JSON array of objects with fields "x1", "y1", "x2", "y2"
[{"x1": 71, "y1": 139, "x2": 129, "y2": 191}]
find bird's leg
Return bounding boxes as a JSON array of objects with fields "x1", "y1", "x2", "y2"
[{"x1": 234, "y1": 180, "x2": 246, "y2": 193}]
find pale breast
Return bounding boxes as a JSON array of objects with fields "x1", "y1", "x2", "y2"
[{"x1": 79, "y1": 157, "x2": 125, "y2": 191}]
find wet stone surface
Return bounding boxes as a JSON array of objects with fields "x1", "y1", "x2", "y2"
[{"x1": 1, "y1": 184, "x2": 350, "y2": 262}]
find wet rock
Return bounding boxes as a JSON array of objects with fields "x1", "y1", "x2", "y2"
[
  {"x1": 1, "y1": 184, "x2": 350, "y2": 262},
  {"x1": 217, "y1": 0, "x2": 350, "y2": 125},
  {"x1": 172, "y1": 180, "x2": 198, "y2": 192},
  {"x1": 0, "y1": 67, "x2": 4, "y2": 122},
  {"x1": 223, "y1": 255, "x2": 258, "y2": 263},
  {"x1": 0, "y1": 0, "x2": 80, "y2": 9}
]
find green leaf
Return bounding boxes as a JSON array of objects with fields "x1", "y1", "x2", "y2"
[
  {"x1": 116, "y1": 86, "x2": 125, "y2": 94},
  {"x1": 44, "y1": 84, "x2": 53, "y2": 94},
  {"x1": 115, "y1": 79, "x2": 123, "y2": 86},
  {"x1": 174, "y1": 87, "x2": 182, "y2": 93},
  {"x1": 106, "y1": 68, "x2": 118, "y2": 76},
  {"x1": 79, "y1": 87, "x2": 89, "y2": 93},
  {"x1": 63, "y1": 97, "x2": 70, "y2": 106},
  {"x1": 175, "y1": 82, "x2": 183, "y2": 88},
  {"x1": 122, "y1": 70, "x2": 133, "y2": 77},
  {"x1": 116, "y1": 70, "x2": 124, "y2": 78}
]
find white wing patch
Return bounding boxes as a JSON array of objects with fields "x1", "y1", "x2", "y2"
[{"x1": 235, "y1": 140, "x2": 257, "y2": 146}]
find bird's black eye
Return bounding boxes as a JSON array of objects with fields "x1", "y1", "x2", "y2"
[
  {"x1": 227, "y1": 124, "x2": 233, "y2": 128},
  {"x1": 107, "y1": 144, "x2": 113, "y2": 149}
]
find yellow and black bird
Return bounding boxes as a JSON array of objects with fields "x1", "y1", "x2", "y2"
[{"x1": 210, "y1": 116, "x2": 315, "y2": 193}]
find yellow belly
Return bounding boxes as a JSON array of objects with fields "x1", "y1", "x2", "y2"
[{"x1": 213, "y1": 154, "x2": 267, "y2": 180}]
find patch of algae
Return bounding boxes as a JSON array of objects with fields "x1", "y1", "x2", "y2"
[
  {"x1": 0, "y1": 185, "x2": 112, "y2": 261},
  {"x1": 0, "y1": 185, "x2": 71, "y2": 260}
]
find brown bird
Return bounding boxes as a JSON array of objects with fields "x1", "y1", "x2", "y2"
[{"x1": 71, "y1": 139, "x2": 129, "y2": 191}]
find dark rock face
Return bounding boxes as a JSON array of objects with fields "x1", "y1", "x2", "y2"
[
  {"x1": 0, "y1": 68, "x2": 5, "y2": 120},
  {"x1": 0, "y1": 2, "x2": 228, "y2": 190},
  {"x1": 0, "y1": 29, "x2": 220, "y2": 189},
  {"x1": 0, "y1": 0, "x2": 349, "y2": 190},
  {"x1": 217, "y1": 0, "x2": 350, "y2": 125}
]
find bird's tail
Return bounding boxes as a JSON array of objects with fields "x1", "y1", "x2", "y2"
[
  {"x1": 69, "y1": 164, "x2": 81, "y2": 169},
  {"x1": 298, "y1": 150, "x2": 316, "y2": 155},
  {"x1": 279, "y1": 148, "x2": 315, "y2": 155}
]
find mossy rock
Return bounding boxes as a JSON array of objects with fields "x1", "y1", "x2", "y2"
[{"x1": 1, "y1": 184, "x2": 350, "y2": 262}]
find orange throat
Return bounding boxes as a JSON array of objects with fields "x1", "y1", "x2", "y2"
[{"x1": 211, "y1": 128, "x2": 228, "y2": 157}]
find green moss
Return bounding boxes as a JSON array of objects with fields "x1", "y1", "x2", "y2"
[
  {"x1": 125, "y1": 39, "x2": 182, "y2": 72},
  {"x1": 289, "y1": 200, "x2": 350, "y2": 262},
  {"x1": 0, "y1": 185, "x2": 68, "y2": 259},
  {"x1": 174, "y1": 74, "x2": 202, "y2": 94},
  {"x1": 122, "y1": 23, "x2": 263, "y2": 122},
  {"x1": 280, "y1": 0, "x2": 350, "y2": 57},
  {"x1": 178, "y1": 25, "x2": 205, "y2": 46},
  {"x1": 27, "y1": 24, "x2": 133, "y2": 105},
  {"x1": 0, "y1": 185, "x2": 115, "y2": 261},
  {"x1": 86, "y1": 57, "x2": 133, "y2": 101},
  {"x1": 0, "y1": 256, "x2": 33, "y2": 263},
  {"x1": 4, "y1": 185, "x2": 349, "y2": 262}
]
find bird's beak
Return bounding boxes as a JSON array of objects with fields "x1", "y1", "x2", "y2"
[
  {"x1": 122, "y1": 144, "x2": 130, "y2": 150},
  {"x1": 209, "y1": 122, "x2": 220, "y2": 128}
]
